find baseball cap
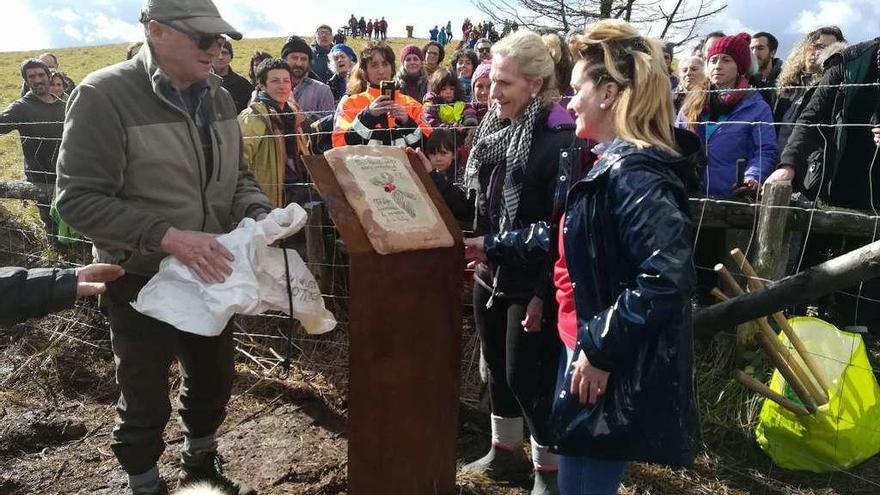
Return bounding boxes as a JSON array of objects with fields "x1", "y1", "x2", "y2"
[{"x1": 139, "y1": 0, "x2": 242, "y2": 40}]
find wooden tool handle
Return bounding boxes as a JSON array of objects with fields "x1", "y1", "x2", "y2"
[
  {"x1": 715, "y1": 263, "x2": 744, "y2": 296},
  {"x1": 735, "y1": 370, "x2": 810, "y2": 416},
  {"x1": 755, "y1": 317, "x2": 824, "y2": 406},
  {"x1": 730, "y1": 248, "x2": 831, "y2": 403},
  {"x1": 754, "y1": 332, "x2": 817, "y2": 412},
  {"x1": 730, "y1": 248, "x2": 764, "y2": 292}
]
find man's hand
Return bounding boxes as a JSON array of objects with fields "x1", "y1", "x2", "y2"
[
  {"x1": 766, "y1": 165, "x2": 795, "y2": 184},
  {"x1": 160, "y1": 227, "x2": 234, "y2": 284},
  {"x1": 521, "y1": 296, "x2": 543, "y2": 332},
  {"x1": 76, "y1": 263, "x2": 125, "y2": 298},
  {"x1": 570, "y1": 350, "x2": 610, "y2": 405}
]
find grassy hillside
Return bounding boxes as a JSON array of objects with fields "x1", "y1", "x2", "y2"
[{"x1": 0, "y1": 36, "x2": 426, "y2": 180}]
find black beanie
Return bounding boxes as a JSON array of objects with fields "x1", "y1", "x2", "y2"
[{"x1": 281, "y1": 36, "x2": 312, "y2": 61}]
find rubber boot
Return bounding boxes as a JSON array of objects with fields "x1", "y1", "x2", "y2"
[
  {"x1": 130, "y1": 479, "x2": 168, "y2": 495},
  {"x1": 531, "y1": 469, "x2": 560, "y2": 495},
  {"x1": 461, "y1": 444, "x2": 532, "y2": 480}
]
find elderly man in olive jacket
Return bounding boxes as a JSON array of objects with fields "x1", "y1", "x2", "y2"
[{"x1": 54, "y1": 1, "x2": 270, "y2": 494}]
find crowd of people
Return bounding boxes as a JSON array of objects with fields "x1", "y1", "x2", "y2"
[
  {"x1": 2, "y1": 0, "x2": 880, "y2": 494},
  {"x1": 347, "y1": 15, "x2": 389, "y2": 40}
]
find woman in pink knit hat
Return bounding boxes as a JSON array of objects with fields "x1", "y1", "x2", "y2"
[
  {"x1": 676, "y1": 32, "x2": 777, "y2": 199},
  {"x1": 394, "y1": 44, "x2": 429, "y2": 101}
]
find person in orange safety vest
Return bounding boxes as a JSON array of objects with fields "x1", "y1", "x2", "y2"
[{"x1": 332, "y1": 41, "x2": 432, "y2": 148}]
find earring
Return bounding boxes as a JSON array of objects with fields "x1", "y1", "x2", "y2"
[
  {"x1": 599, "y1": 103, "x2": 607, "y2": 110},
  {"x1": 531, "y1": 93, "x2": 537, "y2": 98}
]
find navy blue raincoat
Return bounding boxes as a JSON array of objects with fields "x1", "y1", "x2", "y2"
[
  {"x1": 549, "y1": 132, "x2": 700, "y2": 467},
  {"x1": 478, "y1": 130, "x2": 702, "y2": 466}
]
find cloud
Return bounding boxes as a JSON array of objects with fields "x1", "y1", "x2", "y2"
[
  {"x1": 0, "y1": 0, "x2": 51, "y2": 51},
  {"x1": 790, "y1": 1, "x2": 856, "y2": 34},
  {"x1": 59, "y1": 12, "x2": 141, "y2": 45},
  {"x1": 63, "y1": 25, "x2": 85, "y2": 41},
  {"x1": 45, "y1": 7, "x2": 80, "y2": 23},
  {"x1": 86, "y1": 14, "x2": 143, "y2": 42}
]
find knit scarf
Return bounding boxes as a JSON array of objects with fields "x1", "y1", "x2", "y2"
[
  {"x1": 465, "y1": 97, "x2": 544, "y2": 231},
  {"x1": 708, "y1": 75, "x2": 751, "y2": 120},
  {"x1": 255, "y1": 91, "x2": 305, "y2": 183}
]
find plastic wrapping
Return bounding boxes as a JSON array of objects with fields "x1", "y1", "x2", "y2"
[
  {"x1": 132, "y1": 203, "x2": 336, "y2": 337},
  {"x1": 756, "y1": 317, "x2": 880, "y2": 472}
]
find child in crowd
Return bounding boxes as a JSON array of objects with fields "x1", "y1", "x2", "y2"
[
  {"x1": 423, "y1": 70, "x2": 478, "y2": 182},
  {"x1": 422, "y1": 69, "x2": 478, "y2": 128},
  {"x1": 424, "y1": 128, "x2": 456, "y2": 173},
  {"x1": 421, "y1": 128, "x2": 472, "y2": 218},
  {"x1": 451, "y1": 49, "x2": 479, "y2": 100}
]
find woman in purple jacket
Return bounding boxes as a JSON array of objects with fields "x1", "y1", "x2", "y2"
[{"x1": 676, "y1": 32, "x2": 777, "y2": 199}]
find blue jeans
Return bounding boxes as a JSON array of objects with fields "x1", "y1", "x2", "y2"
[{"x1": 555, "y1": 346, "x2": 629, "y2": 495}]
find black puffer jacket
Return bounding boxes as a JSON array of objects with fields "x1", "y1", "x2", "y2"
[
  {"x1": 433, "y1": 103, "x2": 574, "y2": 299},
  {"x1": 780, "y1": 38, "x2": 880, "y2": 204},
  {"x1": 0, "y1": 267, "x2": 77, "y2": 326}
]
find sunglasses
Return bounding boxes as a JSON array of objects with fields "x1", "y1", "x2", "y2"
[
  {"x1": 158, "y1": 21, "x2": 225, "y2": 51},
  {"x1": 478, "y1": 47, "x2": 491, "y2": 53}
]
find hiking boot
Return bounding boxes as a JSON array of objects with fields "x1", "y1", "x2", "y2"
[
  {"x1": 461, "y1": 445, "x2": 531, "y2": 479},
  {"x1": 131, "y1": 478, "x2": 168, "y2": 495},
  {"x1": 178, "y1": 451, "x2": 256, "y2": 495},
  {"x1": 531, "y1": 470, "x2": 560, "y2": 495}
]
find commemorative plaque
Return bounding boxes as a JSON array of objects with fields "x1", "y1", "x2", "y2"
[{"x1": 323, "y1": 146, "x2": 454, "y2": 254}]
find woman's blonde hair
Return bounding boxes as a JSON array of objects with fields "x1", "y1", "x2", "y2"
[
  {"x1": 491, "y1": 30, "x2": 558, "y2": 105},
  {"x1": 569, "y1": 19, "x2": 679, "y2": 156},
  {"x1": 541, "y1": 32, "x2": 573, "y2": 94}
]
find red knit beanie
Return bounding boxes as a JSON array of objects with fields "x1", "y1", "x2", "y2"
[
  {"x1": 707, "y1": 32, "x2": 752, "y2": 75},
  {"x1": 400, "y1": 44, "x2": 424, "y2": 63}
]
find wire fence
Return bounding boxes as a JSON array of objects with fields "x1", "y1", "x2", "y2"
[{"x1": 1, "y1": 83, "x2": 880, "y2": 493}]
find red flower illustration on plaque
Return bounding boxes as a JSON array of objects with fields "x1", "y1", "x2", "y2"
[{"x1": 371, "y1": 172, "x2": 418, "y2": 218}]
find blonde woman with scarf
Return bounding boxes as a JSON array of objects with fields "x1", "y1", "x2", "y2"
[{"x1": 414, "y1": 29, "x2": 574, "y2": 495}]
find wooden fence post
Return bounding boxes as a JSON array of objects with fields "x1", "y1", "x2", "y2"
[
  {"x1": 303, "y1": 201, "x2": 330, "y2": 294},
  {"x1": 753, "y1": 181, "x2": 793, "y2": 281}
]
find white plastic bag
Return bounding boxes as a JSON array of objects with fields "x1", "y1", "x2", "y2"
[{"x1": 132, "y1": 203, "x2": 337, "y2": 337}]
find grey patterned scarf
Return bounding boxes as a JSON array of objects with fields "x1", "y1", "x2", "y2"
[{"x1": 465, "y1": 97, "x2": 545, "y2": 231}]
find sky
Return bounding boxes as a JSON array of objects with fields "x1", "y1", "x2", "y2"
[{"x1": 0, "y1": 0, "x2": 878, "y2": 58}]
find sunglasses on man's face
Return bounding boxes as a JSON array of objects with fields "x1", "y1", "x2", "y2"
[
  {"x1": 478, "y1": 47, "x2": 491, "y2": 53},
  {"x1": 159, "y1": 21, "x2": 225, "y2": 51}
]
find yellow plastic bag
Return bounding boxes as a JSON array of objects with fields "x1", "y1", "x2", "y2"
[{"x1": 755, "y1": 317, "x2": 880, "y2": 472}]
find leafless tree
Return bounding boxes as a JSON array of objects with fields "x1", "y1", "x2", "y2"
[{"x1": 472, "y1": 0, "x2": 726, "y2": 45}]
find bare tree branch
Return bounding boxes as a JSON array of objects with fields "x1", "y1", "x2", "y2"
[{"x1": 471, "y1": 0, "x2": 727, "y2": 45}]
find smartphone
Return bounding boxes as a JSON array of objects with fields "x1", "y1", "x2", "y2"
[{"x1": 380, "y1": 80, "x2": 396, "y2": 99}]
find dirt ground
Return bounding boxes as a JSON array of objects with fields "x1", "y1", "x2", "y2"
[
  {"x1": 5, "y1": 310, "x2": 880, "y2": 495},
  {"x1": 3, "y1": 221, "x2": 880, "y2": 495}
]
